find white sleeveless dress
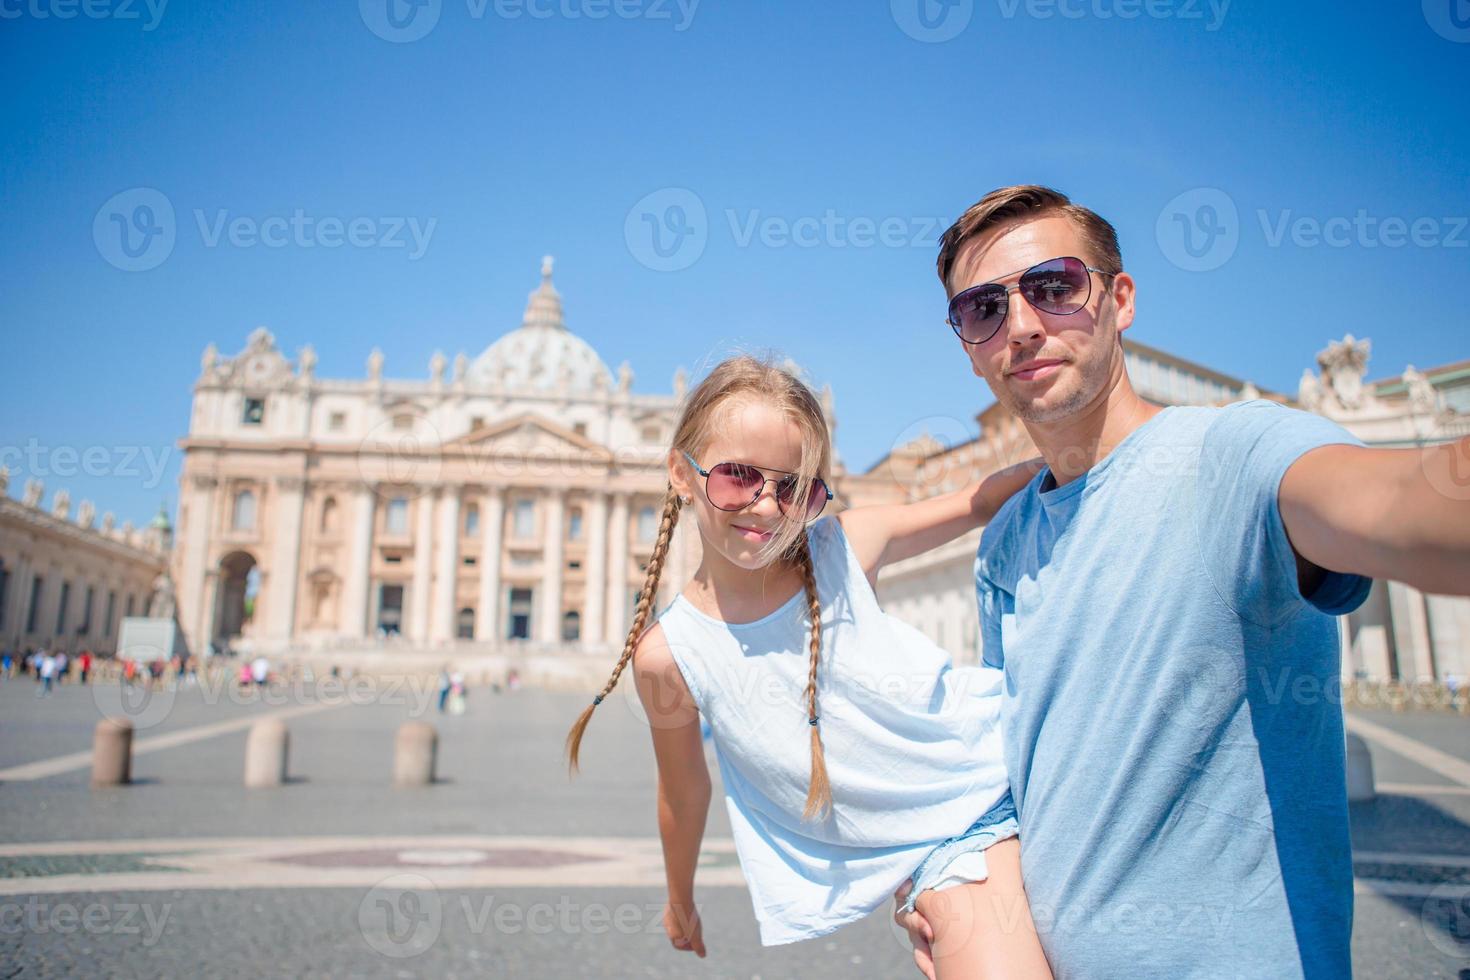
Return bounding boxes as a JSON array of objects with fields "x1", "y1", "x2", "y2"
[{"x1": 656, "y1": 515, "x2": 1012, "y2": 945}]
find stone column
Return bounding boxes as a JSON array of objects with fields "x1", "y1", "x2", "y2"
[
  {"x1": 409, "y1": 488, "x2": 436, "y2": 643},
  {"x1": 201, "y1": 571, "x2": 220, "y2": 652},
  {"x1": 1388, "y1": 581, "x2": 1435, "y2": 681},
  {"x1": 582, "y1": 492, "x2": 609, "y2": 650},
  {"x1": 182, "y1": 475, "x2": 218, "y2": 652},
  {"x1": 342, "y1": 484, "x2": 376, "y2": 639},
  {"x1": 267, "y1": 476, "x2": 306, "y2": 642},
  {"x1": 605, "y1": 492, "x2": 630, "y2": 645},
  {"x1": 4, "y1": 554, "x2": 32, "y2": 649},
  {"x1": 431, "y1": 486, "x2": 462, "y2": 643},
  {"x1": 1426, "y1": 594, "x2": 1470, "y2": 682},
  {"x1": 537, "y1": 488, "x2": 566, "y2": 644},
  {"x1": 475, "y1": 488, "x2": 505, "y2": 642}
]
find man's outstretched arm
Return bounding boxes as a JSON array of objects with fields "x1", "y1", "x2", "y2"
[{"x1": 1281, "y1": 436, "x2": 1470, "y2": 596}]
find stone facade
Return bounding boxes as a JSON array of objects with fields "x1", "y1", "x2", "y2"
[
  {"x1": 171, "y1": 259, "x2": 839, "y2": 657},
  {"x1": 0, "y1": 468, "x2": 170, "y2": 656}
]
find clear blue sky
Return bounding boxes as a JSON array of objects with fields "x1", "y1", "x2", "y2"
[{"x1": 2, "y1": 0, "x2": 1467, "y2": 526}]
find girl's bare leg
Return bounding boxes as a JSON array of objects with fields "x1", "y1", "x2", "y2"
[{"x1": 912, "y1": 838, "x2": 1053, "y2": 980}]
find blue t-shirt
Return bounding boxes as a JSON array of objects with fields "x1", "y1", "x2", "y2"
[{"x1": 975, "y1": 401, "x2": 1371, "y2": 979}]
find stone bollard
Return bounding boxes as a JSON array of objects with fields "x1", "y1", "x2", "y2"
[
  {"x1": 91, "y1": 718, "x2": 133, "y2": 787},
  {"x1": 1345, "y1": 733, "x2": 1375, "y2": 802},
  {"x1": 394, "y1": 721, "x2": 438, "y2": 787},
  {"x1": 244, "y1": 717, "x2": 289, "y2": 788}
]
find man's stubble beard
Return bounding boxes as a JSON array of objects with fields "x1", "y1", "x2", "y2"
[{"x1": 997, "y1": 341, "x2": 1118, "y2": 425}]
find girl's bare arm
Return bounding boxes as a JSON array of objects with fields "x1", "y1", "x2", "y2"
[
  {"x1": 839, "y1": 457, "x2": 1044, "y2": 586},
  {"x1": 632, "y1": 624, "x2": 711, "y2": 956}
]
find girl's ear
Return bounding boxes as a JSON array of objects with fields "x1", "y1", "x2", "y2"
[{"x1": 667, "y1": 449, "x2": 694, "y2": 501}]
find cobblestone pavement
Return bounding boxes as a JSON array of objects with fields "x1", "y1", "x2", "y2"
[{"x1": 1, "y1": 678, "x2": 1467, "y2": 977}]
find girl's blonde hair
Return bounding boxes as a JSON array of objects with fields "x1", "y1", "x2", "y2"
[{"x1": 564, "y1": 354, "x2": 835, "y2": 821}]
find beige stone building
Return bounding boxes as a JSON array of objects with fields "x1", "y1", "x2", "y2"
[
  {"x1": 865, "y1": 336, "x2": 1470, "y2": 685},
  {"x1": 0, "y1": 470, "x2": 170, "y2": 656},
  {"x1": 171, "y1": 259, "x2": 838, "y2": 657}
]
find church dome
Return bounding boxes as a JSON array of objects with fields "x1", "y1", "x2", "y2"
[{"x1": 469, "y1": 257, "x2": 613, "y2": 392}]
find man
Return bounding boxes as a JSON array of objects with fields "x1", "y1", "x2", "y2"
[{"x1": 895, "y1": 186, "x2": 1470, "y2": 978}]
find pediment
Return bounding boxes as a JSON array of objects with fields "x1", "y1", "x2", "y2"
[{"x1": 445, "y1": 413, "x2": 610, "y2": 460}]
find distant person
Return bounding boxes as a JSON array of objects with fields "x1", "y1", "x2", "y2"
[
  {"x1": 449, "y1": 671, "x2": 466, "y2": 715},
  {"x1": 251, "y1": 656, "x2": 270, "y2": 688},
  {"x1": 437, "y1": 666, "x2": 452, "y2": 714},
  {"x1": 36, "y1": 652, "x2": 56, "y2": 697}
]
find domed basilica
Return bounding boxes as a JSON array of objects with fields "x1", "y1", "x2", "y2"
[{"x1": 172, "y1": 258, "x2": 713, "y2": 654}]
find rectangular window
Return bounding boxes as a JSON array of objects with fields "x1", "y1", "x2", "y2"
[
  {"x1": 80, "y1": 585, "x2": 94, "y2": 634},
  {"x1": 105, "y1": 591, "x2": 117, "y2": 638},
  {"x1": 513, "y1": 500, "x2": 535, "y2": 538},
  {"x1": 124, "y1": 593, "x2": 134, "y2": 619},
  {"x1": 26, "y1": 575, "x2": 44, "y2": 633},
  {"x1": 329, "y1": 411, "x2": 346, "y2": 431},
  {"x1": 568, "y1": 509, "x2": 583, "y2": 540},
  {"x1": 56, "y1": 580, "x2": 70, "y2": 635},
  {"x1": 463, "y1": 556, "x2": 477, "y2": 566},
  {"x1": 385, "y1": 498, "x2": 409, "y2": 534},
  {"x1": 242, "y1": 397, "x2": 265, "y2": 425},
  {"x1": 0, "y1": 565, "x2": 7, "y2": 631}
]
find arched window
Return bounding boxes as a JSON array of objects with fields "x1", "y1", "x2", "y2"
[
  {"x1": 464, "y1": 503, "x2": 480, "y2": 538},
  {"x1": 457, "y1": 607, "x2": 476, "y2": 640},
  {"x1": 232, "y1": 490, "x2": 256, "y2": 531},
  {"x1": 320, "y1": 496, "x2": 338, "y2": 534},
  {"x1": 568, "y1": 508, "x2": 583, "y2": 540},
  {"x1": 561, "y1": 610, "x2": 581, "y2": 642}
]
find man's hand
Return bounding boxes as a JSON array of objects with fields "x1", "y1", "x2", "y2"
[
  {"x1": 663, "y1": 901, "x2": 706, "y2": 958},
  {"x1": 893, "y1": 880, "x2": 937, "y2": 980}
]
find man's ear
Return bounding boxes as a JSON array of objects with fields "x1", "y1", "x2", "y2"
[{"x1": 1110, "y1": 271, "x2": 1137, "y2": 334}]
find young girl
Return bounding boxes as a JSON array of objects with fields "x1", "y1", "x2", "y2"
[{"x1": 566, "y1": 356, "x2": 1051, "y2": 979}]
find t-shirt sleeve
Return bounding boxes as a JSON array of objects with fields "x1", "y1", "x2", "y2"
[
  {"x1": 974, "y1": 548, "x2": 1007, "y2": 670},
  {"x1": 1194, "y1": 400, "x2": 1372, "y2": 626}
]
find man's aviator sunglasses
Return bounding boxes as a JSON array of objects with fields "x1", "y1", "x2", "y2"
[
  {"x1": 681, "y1": 451, "x2": 833, "y2": 522},
  {"x1": 946, "y1": 255, "x2": 1118, "y2": 346}
]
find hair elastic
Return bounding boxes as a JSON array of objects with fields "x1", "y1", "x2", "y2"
[{"x1": 593, "y1": 695, "x2": 604, "y2": 706}]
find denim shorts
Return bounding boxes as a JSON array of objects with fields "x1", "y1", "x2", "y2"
[{"x1": 897, "y1": 791, "x2": 1020, "y2": 916}]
